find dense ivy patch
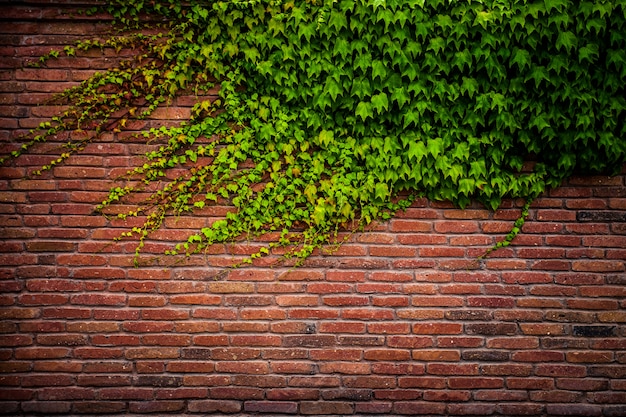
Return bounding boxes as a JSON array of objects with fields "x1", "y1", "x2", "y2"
[{"x1": 5, "y1": 0, "x2": 626, "y2": 265}]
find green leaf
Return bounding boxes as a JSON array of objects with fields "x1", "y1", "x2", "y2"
[
  {"x1": 371, "y1": 92, "x2": 389, "y2": 114},
  {"x1": 555, "y1": 31, "x2": 577, "y2": 52},
  {"x1": 355, "y1": 101, "x2": 373, "y2": 121},
  {"x1": 544, "y1": 0, "x2": 568, "y2": 13},
  {"x1": 458, "y1": 178, "x2": 475, "y2": 195},
  {"x1": 391, "y1": 87, "x2": 410, "y2": 109},
  {"x1": 354, "y1": 52, "x2": 372, "y2": 73},
  {"x1": 374, "y1": 182, "x2": 389, "y2": 202},
  {"x1": 351, "y1": 78, "x2": 371, "y2": 99},
  {"x1": 578, "y1": 43, "x2": 599, "y2": 63},
  {"x1": 461, "y1": 77, "x2": 479, "y2": 98},
  {"x1": 325, "y1": 77, "x2": 343, "y2": 101},
  {"x1": 372, "y1": 60, "x2": 387, "y2": 81},
  {"x1": 408, "y1": 140, "x2": 427, "y2": 162},
  {"x1": 427, "y1": 37, "x2": 446, "y2": 55},
  {"x1": 427, "y1": 138, "x2": 444, "y2": 158},
  {"x1": 510, "y1": 48, "x2": 531, "y2": 71}
]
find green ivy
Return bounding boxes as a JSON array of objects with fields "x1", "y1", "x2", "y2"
[{"x1": 5, "y1": 0, "x2": 626, "y2": 265}]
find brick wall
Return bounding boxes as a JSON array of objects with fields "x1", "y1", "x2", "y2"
[{"x1": 1, "y1": 2, "x2": 625, "y2": 416}]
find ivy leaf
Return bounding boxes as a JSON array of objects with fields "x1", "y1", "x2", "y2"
[
  {"x1": 372, "y1": 0, "x2": 386, "y2": 10},
  {"x1": 427, "y1": 138, "x2": 444, "y2": 158},
  {"x1": 558, "y1": 153, "x2": 576, "y2": 171},
  {"x1": 531, "y1": 114, "x2": 551, "y2": 132},
  {"x1": 427, "y1": 37, "x2": 446, "y2": 55},
  {"x1": 406, "y1": 41, "x2": 422, "y2": 59},
  {"x1": 391, "y1": 87, "x2": 410, "y2": 109},
  {"x1": 452, "y1": 49, "x2": 472, "y2": 71},
  {"x1": 510, "y1": 48, "x2": 531, "y2": 71},
  {"x1": 328, "y1": 11, "x2": 348, "y2": 31},
  {"x1": 298, "y1": 22, "x2": 316, "y2": 42},
  {"x1": 372, "y1": 60, "x2": 387, "y2": 81},
  {"x1": 374, "y1": 182, "x2": 389, "y2": 202},
  {"x1": 354, "y1": 52, "x2": 372, "y2": 73},
  {"x1": 408, "y1": 140, "x2": 427, "y2": 162},
  {"x1": 403, "y1": 109, "x2": 420, "y2": 128},
  {"x1": 325, "y1": 77, "x2": 343, "y2": 101},
  {"x1": 458, "y1": 178, "x2": 475, "y2": 196},
  {"x1": 461, "y1": 77, "x2": 479, "y2": 98},
  {"x1": 371, "y1": 92, "x2": 389, "y2": 114},
  {"x1": 318, "y1": 129, "x2": 334, "y2": 147},
  {"x1": 312, "y1": 204, "x2": 326, "y2": 225},
  {"x1": 350, "y1": 78, "x2": 371, "y2": 99},
  {"x1": 355, "y1": 101, "x2": 373, "y2": 121},
  {"x1": 578, "y1": 43, "x2": 599, "y2": 63},
  {"x1": 544, "y1": 0, "x2": 568, "y2": 13},
  {"x1": 470, "y1": 159, "x2": 487, "y2": 179},
  {"x1": 556, "y1": 31, "x2": 578, "y2": 52},
  {"x1": 333, "y1": 38, "x2": 350, "y2": 59},
  {"x1": 526, "y1": 66, "x2": 550, "y2": 88}
]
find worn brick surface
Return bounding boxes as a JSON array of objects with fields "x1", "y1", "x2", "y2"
[{"x1": 1, "y1": 2, "x2": 626, "y2": 415}]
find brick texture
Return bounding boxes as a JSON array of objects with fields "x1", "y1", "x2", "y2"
[{"x1": 1, "y1": 2, "x2": 626, "y2": 415}]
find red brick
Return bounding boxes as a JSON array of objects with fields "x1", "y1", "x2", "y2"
[
  {"x1": 487, "y1": 337, "x2": 539, "y2": 349},
  {"x1": 468, "y1": 296, "x2": 515, "y2": 308},
  {"x1": 536, "y1": 364, "x2": 587, "y2": 378},
  {"x1": 363, "y1": 349, "x2": 411, "y2": 361},
  {"x1": 453, "y1": 271, "x2": 499, "y2": 282},
  {"x1": 21, "y1": 375, "x2": 74, "y2": 387},
  {"x1": 166, "y1": 362, "x2": 215, "y2": 373},
  {"x1": 372, "y1": 295, "x2": 410, "y2": 306},
  {"x1": 142, "y1": 335, "x2": 191, "y2": 347},
  {"x1": 434, "y1": 220, "x2": 480, "y2": 233},
  {"x1": 155, "y1": 388, "x2": 208, "y2": 399},
  {"x1": 318, "y1": 362, "x2": 372, "y2": 375},
  {"x1": 369, "y1": 245, "x2": 418, "y2": 257},
  {"x1": 99, "y1": 388, "x2": 154, "y2": 400},
  {"x1": 39, "y1": 387, "x2": 95, "y2": 401},
  {"x1": 367, "y1": 322, "x2": 411, "y2": 334},
  {"x1": 158, "y1": 281, "x2": 206, "y2": 293},
  {"x1": 572, "y1": 260, "x2": 624, "y2": 272},
  {"x1": 342, "y1": 308, "x2": 394, "y2": 320},
  {"x1": 412, "y1": 323, "x2": 463, "y2": 335},
  {"x1": 74, "y1": 347, "x2": 123, "y2": 359},
  {"x1": 37, "y1": 334, "x2": 87, "y2": 346},
  {"x1": 567, "y1": 299, "x2": 619, "y2": 310},
  {"x1": 326, "y1": 270, "x2": 367, "y2": 282},
  {"x1": 129, "y1": 401, "x2": 185, "y2": 413},
  {"x1": 393, "y1": 401, "x2": 446, "y2": 415},
  {"x1": 512, "y1": 350, "x2": 564, "y2": 362},
  {"x1": 412, "y1": 296, "x2": 463, "y2": 307},
  {"x1": 209, "y1": 386, "x2": 265, "y2": 399},
  {"x1": 556, "y1": 378, "x2": 608, "y2": 391},
  {"x1": 128, "y1": 296, "x2": 167, "y2": 307},
  {"x1": 244, "y1": 401, "x2": 298, "y2": 414},
  {"x1": 188, "y1": 399, "x2": 242, "y2": 413},
  {"x1": 437, "y1": 336, "x2": 483, "y2": 348},
  {"x1": 566, "y1": 351, "x2": 613, "y2": 363},
  {"x1": 412, "y1": 350, "x2": 460, "y2": 362},
  {"x1": 215, "y1": 361, "x2": 269, "y2": 374},
  {"x1": 427, "y1": 363, "x2": 478, "y2": 376},
  {"x1": 125, "y1": 347, "x2": 180, "y2": 360},
  {"x1": 306, "y1": 282, "x2": 351, "y2": 294}
]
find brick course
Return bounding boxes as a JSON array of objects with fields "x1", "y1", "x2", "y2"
[{"x1": 1, "y1": 2, "x2": 625, "y2": 415}]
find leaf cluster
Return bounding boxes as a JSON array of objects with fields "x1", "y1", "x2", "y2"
[{"x1": 6, "y1": 0, "x2": 626, "y2": 265}]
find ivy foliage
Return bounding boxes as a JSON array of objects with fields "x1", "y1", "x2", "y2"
[{"x1": 6, "y1": 0, "x2": 626, "y2": 264}]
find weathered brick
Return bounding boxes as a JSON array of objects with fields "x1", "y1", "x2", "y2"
[
  {"x1": 393, "y1": 401, "x2": 446, "y2": 415},
  {"x1": 465, "y1": 323, "x2": 517, "y2": 335}
]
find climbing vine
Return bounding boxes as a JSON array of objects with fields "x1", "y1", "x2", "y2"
[{"x1": 5, "y1": 0, "x2": 626, "y2": 265}]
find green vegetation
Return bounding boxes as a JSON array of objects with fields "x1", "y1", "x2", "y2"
[{"x1": 5, "y1": 0, "x2": 626, "y2": 265}]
